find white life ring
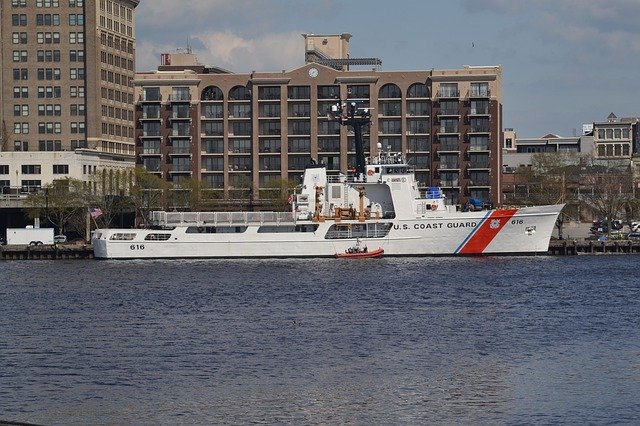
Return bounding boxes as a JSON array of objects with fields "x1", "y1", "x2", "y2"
[{"x1": 431, "y1": 203, "x2": 438, "y2": 211}]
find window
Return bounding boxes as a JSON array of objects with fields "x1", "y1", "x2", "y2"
[
  {"x1": 39, "y1": 140, "x2": 62, "y2": 151},
  {"x1": 14, "y1": 140, "x2": 28, "y2": 151},
  {"x1": 288, "y1": 86, "x2": 310, "y2": 100},
  {"x1": 70, "y1": 86, "x2": 84, "y2": 97},
  {"x1": 53, "y1": 164, "x2": 69, "y2": 174},
  {"x1": 470, "y1": 82, "x2": 490, "y2": 97},
  {"x1": 379, "y1": 84, "x2": 401, "y2": 98},
  {"x1": 317, "y1": 85, "x2": 339, "y2": 99},
  {"x1": 171, "y1": 87, "x2": 190, "y2": 101},
  {"x1": 288, "y1": 138, "x2": 311, "y2": 153},
  {"x1": 22, "y1": 165, "x2": 42, "y2": 175},
  {"x1": 14, "y1": 123, "x2": 29, "y2": 134},
  {"x1": 408, "y1": 83, "x2": 428, "y2": 98},
  {"x1": 12, "y1": 14, "x2": 28, "y2": 26},
  {"x1": 258, "y1": 86, "x2": 280, "y2": 100},
  {"x1": 0, "y1": 165, "x2": 9, "y2": 174},
  {"x1": 22, "y1": 180, "x2": 42, "y2": 191},
  {"x1": 70, "y1": 104, "x2": 84, "y2": 116},
  {"x1": 12, "y1": 32, "x2": 28, "y2": 44},
  {"x1": 347, "y1": 85, "x2": 370, "y2": 98},
  {"x1": 439, "y1": 83, "x2": 459, "y2": 98},
  {"x1": 13, "y1": 68, "x2": 28, "y2": 80}
]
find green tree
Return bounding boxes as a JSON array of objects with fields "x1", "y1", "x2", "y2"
[
  {"x1": 170, "y1": 177, "x2": 220, "y2": 211},
  {"x1": 260, "y1": 178, "x2": 297, "y2": 211},
  {"x1": 91, "y1": 168, "x2": 134, "y2": 227},
  {"x1": 25, "y1": 178, "x2": 92, "y2": 235},
  {"x1": 127, "y1": 168, "x2": 169, "y2": 227}
]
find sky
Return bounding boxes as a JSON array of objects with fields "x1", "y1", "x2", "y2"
[{"x1": 135, "y1": 0, "x2": 640, "y2": 138}]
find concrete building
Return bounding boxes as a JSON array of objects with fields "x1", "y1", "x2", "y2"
[
  {"x1": 0, "y1": 0, "x2": 139, "y2": 193},
  {"x1": 502, "y1": 131, "x2": 593, "y2": 173},
  {"x1": 592, "y1": 113, "x2": 639, "y2": 161},
  {"x1": 134, "y1": 35, "x2": 504, "y2": 207}
]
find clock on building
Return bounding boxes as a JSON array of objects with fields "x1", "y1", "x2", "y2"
[{"x1": 308, "y1": 67, "x2": 319, "y2": 78}]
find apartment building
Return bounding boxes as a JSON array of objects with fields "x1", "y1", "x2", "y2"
[
  {"x1": 0, "y1": 0, "x2": 138, "y2": 192},
  {"x1": 134, "y1": 35, "x2": 504, "y2": 207},
  {"x1": 592, "y1": 113, "x2": 639, "y2": 161}
]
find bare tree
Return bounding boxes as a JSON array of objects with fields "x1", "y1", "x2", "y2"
[
  {"x1": 579, "y1": 158, "x2": 635, "y2": 234},
  {"x1": 0, "y1": 120, "x2": 12, "y2": 152}
]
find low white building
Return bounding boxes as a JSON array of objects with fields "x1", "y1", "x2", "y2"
[{"x1": 0, "y1": 149, "x2": 134, "y2": 193}]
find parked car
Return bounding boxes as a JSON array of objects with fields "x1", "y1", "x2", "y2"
[
  {"x1": 54, "y1": 235, "x2": 67, "y2": 243},
  {"x1": 627, "y1": 232, "x2": 640, "y2": 241}
]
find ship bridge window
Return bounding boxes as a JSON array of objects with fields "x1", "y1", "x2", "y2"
[
  {"x1": 144, "y1": 233, "x2": 171, "y2": 241},
  {"x1": 109, "y1": 232, "x2": 136, "y2": 241},
  {"x1": 186, "y1": 226, "x2": 248, "y2": 234},
  {"x1": 257, "y1": 224, "x2": 319, "y2": 233},
  {"x1": 324, "y1": 222, "x2": 393, "y2": 239}
]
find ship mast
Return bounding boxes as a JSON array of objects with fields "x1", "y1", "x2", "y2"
[{"x1": 328, "y1": 100, "x2": 372, "y2": 179}]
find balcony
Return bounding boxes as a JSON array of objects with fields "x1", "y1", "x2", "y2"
[
  {"x1": 469, "y1": 107, "x2": 490, "y2": 115},
  {"x1": 168, "y1": 94, "x2": 192, "y2": 102},
  {"x1": 439, "y1": 179, "x2": 459, "y2": 187},
  {"x1": 436, "y1": 89, "x2": 459, "y2": 99},
  {"x1": 468, "y1": 88, "x2": 491, "y2": 98},
  {"x1": 167, "y1": 165, "x2": 192, "y2": 173},
  {"x1": 168, "y1": 147, "x2": 192, "y2": 156},
  {"x1": 438, "y1": 143, "x2": 460, "y2": 152},
  {"x1": 140, "y1": 113, "x2": 160, "y2": 120},
  {"x1": 468, "y1": 161, "x2": 490, "y2": 169},
  {"x1": 169, "y1": 114, "x2": 191, "y2": 121},
  {"x1": 468, "y1": 179, "x2": 491, "y2": 187},
  {"x1": 140, "y1": 130, "x2": 161, "y2": 137},
  {"x1": 138, "y1": 94, "x2": 162, "y2": 102},
  {"x1": 468, "y1": 126, "x2": 490, "y2": 134},
  {"x1": 438, "y1": 126, "x2": 459, "y2": 134},
  {"x1": 469, "y1": 144, "x2": 490, "y2": 152},
  {"x1": 201, "y1": 111, "x2": 224, "y2": 120},
  {"x1": 228, "y1": 111, "x2": 252, "y2": 119},
  {"x1": 169, "y1": 130, "x2": 191, "y2": 138},
  {"x1": 436, "y1": 108, "x2": 459, "y2": 116},
  {"x1": 438, "y1": 163, "x2": 459, "y2": 170},
  {"x1": 140, "y1": 148, "x2": 161, "y2": 156}
]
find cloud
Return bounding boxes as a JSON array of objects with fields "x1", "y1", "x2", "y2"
[
  {"x1": 134, "y1": 0, "x2": 338, "y2": 71},
  {"x1": 195, "y1": 31, "x2": 304, "y2": 72},
  {"x1": 460, "y1": 0, "x2": 640, "y2": 55}
]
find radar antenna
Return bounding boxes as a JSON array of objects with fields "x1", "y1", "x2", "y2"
[{"x1": 327, "y1": 100, "x2": 372, "y2": 179}]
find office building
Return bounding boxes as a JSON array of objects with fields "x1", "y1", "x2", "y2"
[{"x1": 0, "y1": 0, "x2": 139, "y2": 192}]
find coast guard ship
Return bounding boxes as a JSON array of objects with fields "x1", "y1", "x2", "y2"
[{"x1": 92, "y1": 101, "x2": 563, "y2": 259}]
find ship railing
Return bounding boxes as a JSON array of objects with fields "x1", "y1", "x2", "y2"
[{"x1": 149, "y1": 210, "x2": 295, "y2": 227}]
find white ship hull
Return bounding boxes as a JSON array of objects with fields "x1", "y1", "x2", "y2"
[
  {"x1": 93, "y1": 145, "x2": 563, "y2": 260},
  {"x1": 92, "y1": 204, "x2": 562, "y2": 259}
]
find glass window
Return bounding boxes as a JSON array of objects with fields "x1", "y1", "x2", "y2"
[{"x1": 379, "y1": 83, "x2": 401, "y2": 98}]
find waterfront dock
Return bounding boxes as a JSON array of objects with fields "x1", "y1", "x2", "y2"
[
  {"x1": 548, "y1": 239, "x2": 640, "y2": 255},
  {"x1": 1, "y1": 240, "x2": 639, "y2": 260},
  {"x1": 0, "y1": 244, "x2": 94, "y2": 260}
]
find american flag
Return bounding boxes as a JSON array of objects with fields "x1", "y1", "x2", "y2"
[{"x1": 89, "y1": 207, "x2": 103, "y2": 218}]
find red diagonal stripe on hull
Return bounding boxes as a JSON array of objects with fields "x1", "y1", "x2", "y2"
[{"x1": 458, "y1": 209, "x2": 518, "y2": 254}]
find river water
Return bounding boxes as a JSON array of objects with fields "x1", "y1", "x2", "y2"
[{"x1": 1, "y1": 256, "x2": 639, "y2": 425}]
